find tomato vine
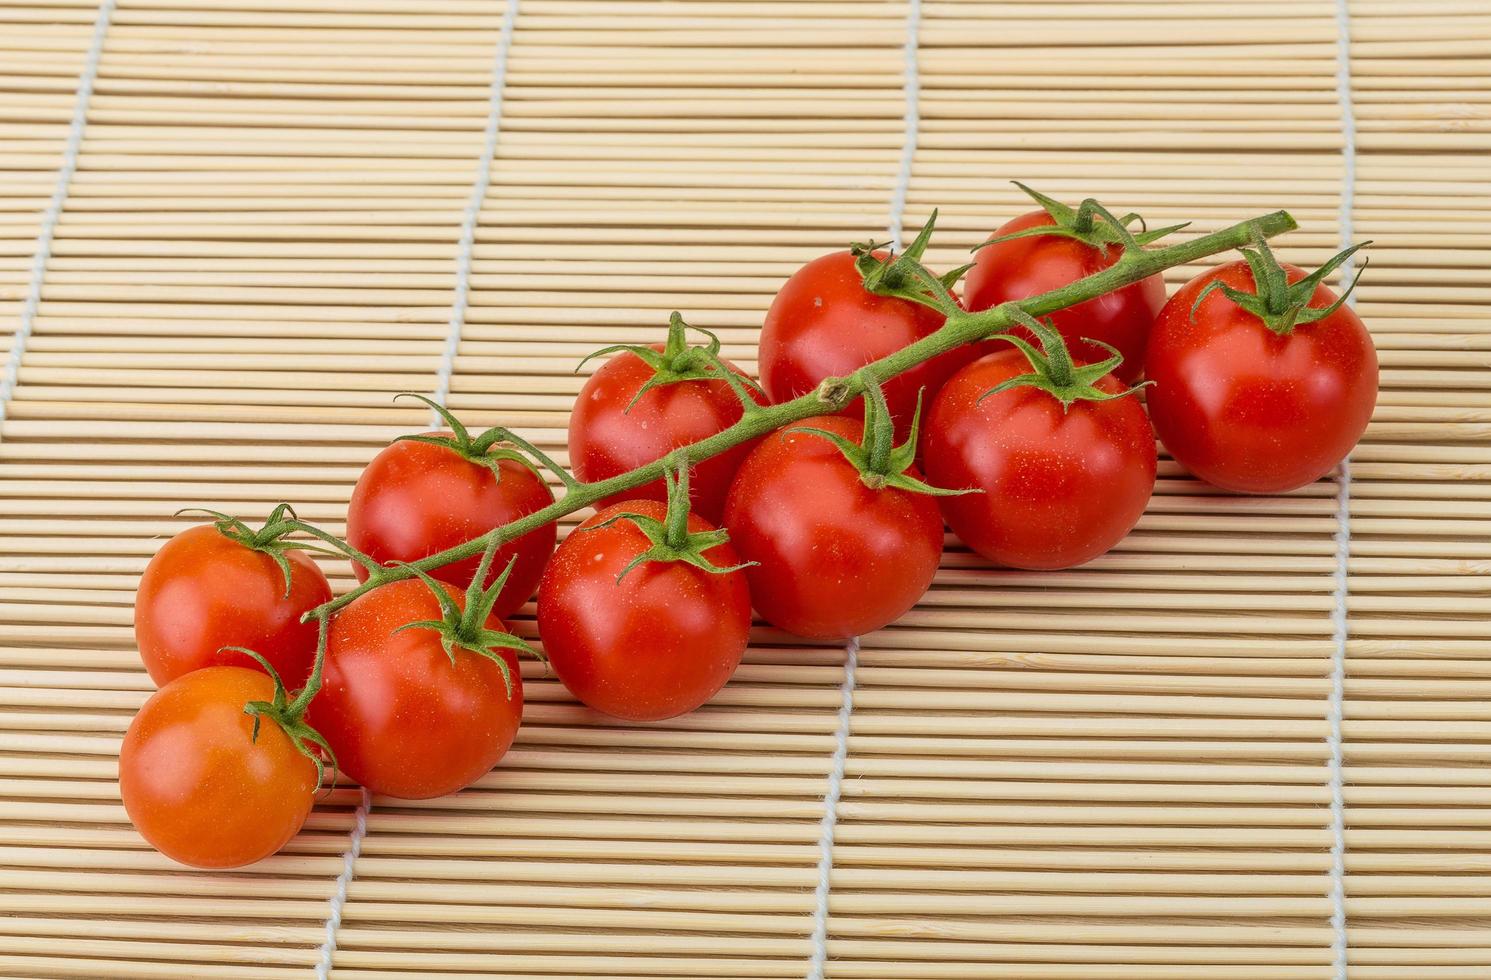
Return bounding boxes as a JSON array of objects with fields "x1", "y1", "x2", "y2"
[{"x1": 233, "y1": 205, "x2": 1299, "y2": 716}]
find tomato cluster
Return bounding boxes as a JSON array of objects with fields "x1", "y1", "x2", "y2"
[{"x1": 120, "y1": 187, "x2": 1377, "y2": 868}]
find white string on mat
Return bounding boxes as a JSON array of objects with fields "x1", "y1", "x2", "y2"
[
  {"x1": 886, "y1": 0, "x2": 922, "y2": 254},
  {"x1": 316, "y1": 5, "x2": 522, "y2": 975},
  {"x1": 0, "y1": 0, "x2": 116, "y2": 427},
  {"x1": 1326, "y1": 459, "x2": 1352, "y2": 979},
  {"x1": 313, "y1": 786, "x2": 370, "y2": 980},
  {"x1": 806, "y1": 637, "x2": 858, "y2": 980},
  {"x1": 429, "y1": 0, "x2": 521, "y2": 423},
  {"x1": 1326, "y1": 0, "x2": 1358, "y2": 976},
  {"x1": 808, "y1": 4, "x2": 921, "y2": 977}
]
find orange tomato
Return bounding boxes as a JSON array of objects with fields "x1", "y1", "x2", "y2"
[{"x1": 119, "y1": 667, "x2": 317, "y2": 868}]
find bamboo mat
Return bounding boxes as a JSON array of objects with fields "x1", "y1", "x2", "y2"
[{"x1": 0, "y1": 0, "x2": 1488, "y2": 977}]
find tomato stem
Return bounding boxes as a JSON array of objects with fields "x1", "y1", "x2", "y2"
[
  {"x1": 662, "y1": 458, "x2": 692, "y2": 550},
  {"x1": 862, "y1": 382, "x2": 895, "y2": 476},
  {"x1": 178, "y1": 504, "x2": 326, "y2": 599},
  {"x1": 579, "y1": 457, "x2": 754, "y2": 582},
  {"x1": 1189, "y1": 235, "x2": 1370, "y2": 337},
  {"x1": 975, "y1": 182, "x2": 1192, "y2": 256},
  {"x1": 575, "y1": 312, "x2": 764, "y2": 415},
  {"x1": 391, "y1": 540, "x2": 537, "y2": 698},
  {"x1": 233, "y1": 641, "x2": 338, "y2": 794},
  {"x1": 285, "y1": 613, "x2": 330, "y2": 717},
  {"x1": 980, "y1": 307, "x2": 1149, "y2": 412},
  {"x1": 390, "y1": 392, "x2": 563, "y2": 486},
  {"x1": 296, "y1": 205, "x2": 1298, "y2": 623},
  {"x1": 791, "y1": 381, "x2": 966, "y2": 498}
]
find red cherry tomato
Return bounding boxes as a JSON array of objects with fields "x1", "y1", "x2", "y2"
[
  {"x1": 569, "y1": 346, "x2": 764, "y2": 524},
  {"x1": 537, "y1": 500, "x2": 750, "y2": 721},
  {"x1": 723, "y1": 415, "x2": 944, "y2": 639},
  {"x1": 135, "y1": 523, "x2": 331, "y2": 688},
  {"x1": 309, "y1": 578, "x2": 523, "y2": 799},
  {"x1": 758, "y1": 250, "x2": 974, "y2": 437},
  {"x1": 1146, "y1": 260, "x2": 1378, "y2": 493},
  {"x1": 924, "y1": 351, "x2": 1157, "y2": 570},
  {"x1": 963, "y1": 211, "x2": 1165, "y2": 382},
  {"x1": 119, "y1": 666, "x2": 316, "y2": 868},
  {"x1": 346, "y1": 434, "x2": 555, "y2": 620}
]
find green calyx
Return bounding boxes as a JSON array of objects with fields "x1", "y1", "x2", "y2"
[
  {"x1": 982, "y1": 305, "x2": 1148, "y2": 412},
  {"x1": 852, "y1": 209, "x2": 970, "y2": 314},
  {"x1": 974, "y1": 181, "x2": 1190, "y2": 256},
  {"x1": 184, "y1": 502, "x2": 418, "y2": 587},
  {"x1": 233, "y1": 642, "x2": 337, "y2": 796},
  {"x1": 393, "y1": 392, "x2": 577, "y2": 490},
  {"x1": 393, "y1": 536, "x2": 537, "y2": 698},
  {"x1": 580, "y1": 459, "x2": 755, "y2": 583},
  {"x1": 791, "y1": 379, "x2": 973, "y2": 497},
  {"x1": 184, "y1": 503, "x2": 331, "y2": 599},
  {"x1": 576, "y1": 312, "x2": 765, "y2": 415},
  {"x1": 1192, "y1": 235, "x2": 1370, "y2": 336}
]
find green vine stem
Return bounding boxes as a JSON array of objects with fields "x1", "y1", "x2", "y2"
[{"x1": 299, "y1": 208, "x2": 1296, "y2": 624}]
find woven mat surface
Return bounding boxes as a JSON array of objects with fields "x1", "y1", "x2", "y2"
[{"x1": 1, "y1": 1, "x2": 1488, "y2": 977}]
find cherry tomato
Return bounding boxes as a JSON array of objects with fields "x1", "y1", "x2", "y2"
[
  {"x1": 569, "y1": 347, "x2": 764, "y2": 525},
  {"x1": 758, "y1": 250, "x2": 973, "y2": 437},
  {"x1": 309, "y1": 578, "x2": 522, "y2": 800},
  {"x1": 1146, "y1": 260, "x2": 1378, "y2": 494},
  {"x1": 924, "y1": 351, "x2": 1157, "y2": 570},
  {"x1": 537, "y1": 500, "x2": 750, "y2": 721},
  {"x1": 346, "y1": 433, "x2": 555, "y2": 620},
  {"x1": 135, "y1": 523, "x2": 331, "y2": 688},
  {"x1": 119, "y1": 666, "x2": 316, "y2": 868},
  {"x1": 723, "y1": 415, "x2": 943, "y2": 639},
  {"x1": 963, "y1": 211, "x2": 1165, "y2": 382}
]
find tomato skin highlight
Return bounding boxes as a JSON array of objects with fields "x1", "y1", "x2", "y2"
[
  {"x1": 134, "y1": 524, "x2": 332, "y2": 688},
  {"x1": 1146, "y1": 260, "x2": 1378, "y2": 494},
  {"x1": 346, "y1": 433, "x2": 556, "y2": 620},
  {"x1": 963, "y1": 211, "x2": 1166, "y2": 382},
  {"x1": 723, "y1": 416, "x2": 944, "y2": 640},
  {"x1": 537, "y1": 500, "x2": 750, "y2": 721},
  {"x1": 924, "y1": 351, "x2": 1157, "y2": 570},
  {"x1": 119, "y1": 666, "x2": 316, "y2": 869},
  {"x1": 569, "y1": 345, "x2": 765, "y2": 524},
  {"x1": 309, "y1": 578, "x2": 523, "y2": 800},
  {"x1": 758, "y1": 250, "x2": 975, "y2": 438}
]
